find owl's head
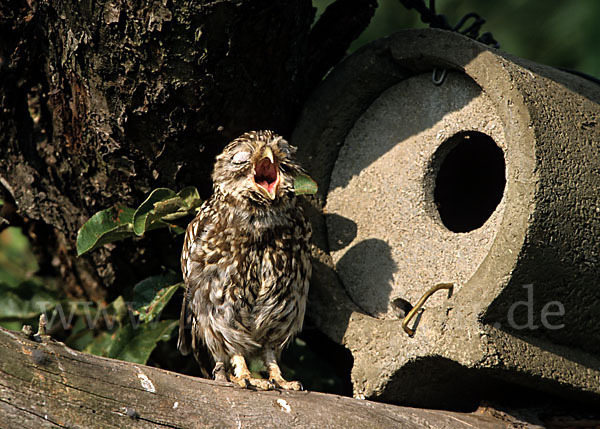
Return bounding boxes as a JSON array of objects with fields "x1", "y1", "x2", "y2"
[{"x1": 212, "y1": 130, "x2": 304, "y2": 205}]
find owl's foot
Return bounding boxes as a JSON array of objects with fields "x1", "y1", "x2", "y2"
[
  {"x1": 213, "y1": 361, "x2": 228, "y2": 382},
  {"x1": 230, "y1": 374, "x2": 275, "y2": 390},
  {"x1": 270, "y1": 376, "x2": 303, "y2": 391},
  {"x1": 229, "y1": 354, "x2": 275, "y2": 390},
  {"x1": 265, "y1": 350, "x2": 303, "y2": 391}
]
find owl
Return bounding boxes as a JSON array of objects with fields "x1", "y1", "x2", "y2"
[{"x1": 178, "y1": 130, "x2": 312, "y2": 390}]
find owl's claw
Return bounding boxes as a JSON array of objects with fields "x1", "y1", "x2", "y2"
[
  {"x1": 230, "y1": 375, "x2": 275, "y2": 391},
  {"x1": 270, "y1": 378, "x2": 303, "y2": 391},
  {"x1": 229, "y1": 355, "x2": 275, "y2": 390},
  {"x1": 265, "y1": 352, "x2": 304, "y2": 391},
  {"x1": 230, "y1": 375, "x2": 250, "y2": 389}
]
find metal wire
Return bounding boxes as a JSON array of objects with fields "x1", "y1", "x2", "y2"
[
  {"x1": 397, "y1": 0, "x2": 500, "y2": 48},
  {"x1": 402, "y1": 283, "x2": 454, "y2": 337},
  {"x1": 397, "y1": 1, "x2": 600, "y2": 86}
]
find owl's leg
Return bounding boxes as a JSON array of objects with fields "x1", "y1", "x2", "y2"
[
  {"x1": 264, "y1": 349, "x2": 303, "y2": 391},
  {"x1": 212, "y1": 359, "x2": 227, "y2": 382},
  {"x1": 229, "y1": 354, "x2": 274, "y2": 390}
]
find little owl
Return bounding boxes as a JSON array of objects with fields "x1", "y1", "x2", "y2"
[{"x1": 178, "y1": 130, "x2": 312, "y2": 390}]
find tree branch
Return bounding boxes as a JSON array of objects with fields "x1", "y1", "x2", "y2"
[
  {"x1": 305, "y1": 0, "x2": 378, "y2": 92},
  {"x1": 0, "y1": 326, "x2": 506, "y2": 428}
]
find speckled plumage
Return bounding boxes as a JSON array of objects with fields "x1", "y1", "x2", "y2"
[{"x1": 178, "y1": 130, "x2": 312, "y2": 390}]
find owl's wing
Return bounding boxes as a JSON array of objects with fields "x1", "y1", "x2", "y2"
[{"x1": 177, "y1": 203, "x2": 213, "y2": 356}]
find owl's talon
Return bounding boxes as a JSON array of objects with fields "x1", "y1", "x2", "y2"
[
  {"x1": 265, "y1": 355, "x2": 303, "y2": 391},
  {"x1": 229, "y1": 375, "x2": 250, "y2": 389},
  {"x1": 230, "y1": 375, "x2": 274, "y2": 391},
  {"x1": 270, "y1": 378, "x2": 303, "y2": 391},
  {"x1": 248, "y1": 377, "x2": 275, "y2": 391}
]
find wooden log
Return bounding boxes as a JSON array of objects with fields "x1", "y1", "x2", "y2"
[{"x1": 0, "y1": 326, "x2": 507, "y2": 428}]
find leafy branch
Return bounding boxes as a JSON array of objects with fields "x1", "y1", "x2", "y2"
[{"x1": 76, "y1": 187, "x2": 202, "y2": 256}]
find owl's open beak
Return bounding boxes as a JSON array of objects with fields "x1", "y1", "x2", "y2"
[{"x1": 253, "y1": 146, "x2": 280, "y2": 200}]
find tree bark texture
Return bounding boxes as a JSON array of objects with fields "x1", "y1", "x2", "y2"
[
  {"x1": 0, "y1": 326, "x2": 512, "y2": 428},
  {"x1": 0, "y1": 0, "x2": 376, "y2": 299}
]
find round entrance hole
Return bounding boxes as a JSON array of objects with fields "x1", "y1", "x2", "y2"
[{"x1": 433, "y1": 131, "x2": 506, "y2": 233}]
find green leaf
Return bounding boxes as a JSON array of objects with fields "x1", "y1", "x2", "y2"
[
  {"x1": 85, "y1": 320, "x2": 178, "y2": 364},
  {"x1": 132, "y1": 188, "x2": 176, "y2": 236},
  {"x1": 0, "y1": 280, "x2": 60, "y2": 322},
  {"x1": 151, "y1": 197, "x2": 186, "y2": 221},
  {"x1": 0, "y1": 321, "x2": 29, "y2": 331},
  {"x1": 106, "y1": 295, "x2": 129, "y2": 325},
  {"x1": 76, "y1": 206, "x2": 135, "y2": 256},
  {"x1": 294, "y1": 174, "x2": 318, "y2": 195},
  {"x1": 131, "y1": 272, "x2": 182, "y2": 322},
  {"x1": 132, "y1": 187, "x2": 202, "y2": 236},
  {"x1": 152, "y1": 186, "x2": 202, "y2": 222},
  {"x1": 76, "y1": 186, "x2": 201, "y2": 253},
  {"x1": 115, "y1": 320, "x2": 179, "y2": 364},
  {"x1": 176, "y1": 186, "x2": 203, "y2": 211},
  {"x1": 83, "y1": 329, "x2": 117, "y2": 357},
  {"x1": 64, "y1": 317, "x2": 96, "y2": 351},
  {"x1": 166, "y1": 224, "x2": 186, "y2": 235},
  {"x1": 0, "y1": 227, "x2": 39, "y2": 287}
]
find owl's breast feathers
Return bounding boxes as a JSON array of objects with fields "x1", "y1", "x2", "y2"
[{"x1": 178, "y1": 193, "x2": 311, "y2": 358}]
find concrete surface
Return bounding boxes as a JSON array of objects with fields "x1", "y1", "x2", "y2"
[
  {"x1": 327, "y1": 72, "x2": 506, "y2": 319},
  {"x1": 292, "y1": 29, "x2": 600, "y2": 408}
]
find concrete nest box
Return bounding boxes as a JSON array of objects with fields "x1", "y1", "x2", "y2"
[{"x1": 293, "y1": 29, "x2": 600, "y2": 408}]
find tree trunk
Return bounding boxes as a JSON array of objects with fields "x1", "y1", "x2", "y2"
[
  {"x1": 0, "y1": 326, "x2": 511, "y2": 428},
  {"x1": 0, "y1": 0, "x2": 376, "y2": 299}
]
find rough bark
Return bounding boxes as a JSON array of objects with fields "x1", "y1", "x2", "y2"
[
  {"x1": 0, "y1": 326, "x2": 513, "y2": 428},
  {"x1": 0, "y1": 0, "x2": 376, "y2": 300}
]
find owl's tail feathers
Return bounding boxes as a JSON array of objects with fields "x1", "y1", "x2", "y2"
[
  {"x1": 178, "y1": 301, "x2": 192, "y2": 356},
  {"x1": 178, "y1": 300, "x2": 213, "y2": 379}
]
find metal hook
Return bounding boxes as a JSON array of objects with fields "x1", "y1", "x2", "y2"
[
  {"x1": 402, "y1": 282, "x2": 454, "y2": 336},
  {"x1": 432, "y1": 68, "x2": 447, "y2": 86}
]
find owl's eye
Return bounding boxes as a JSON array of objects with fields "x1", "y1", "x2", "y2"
[{"x1": 232, "y1": 151, "x2": 251, "y2": 164}]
